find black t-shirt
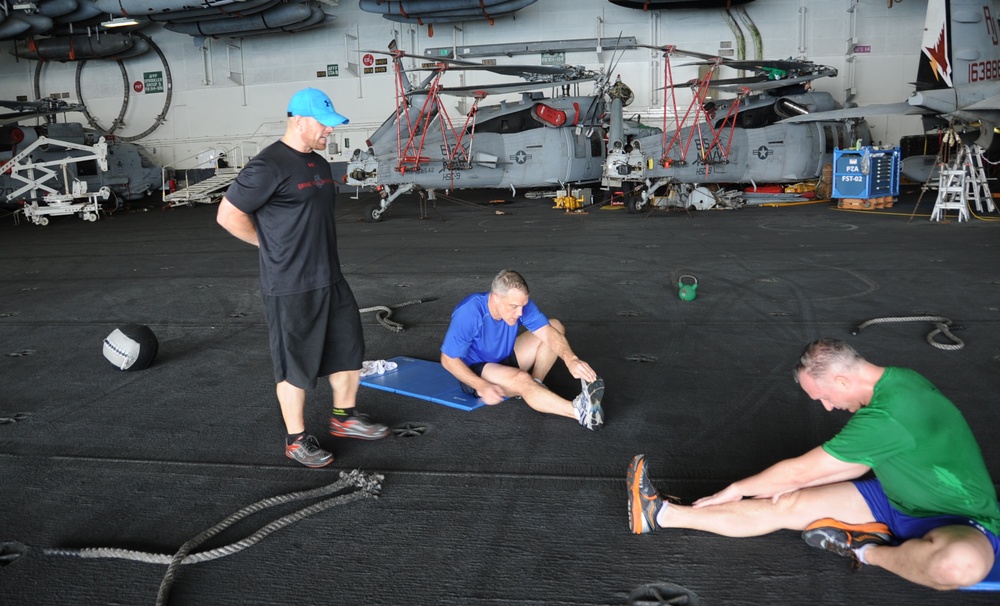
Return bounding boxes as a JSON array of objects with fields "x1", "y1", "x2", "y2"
[{"x1": 225, "y1": 140, "x2": 343, "y2": 296}]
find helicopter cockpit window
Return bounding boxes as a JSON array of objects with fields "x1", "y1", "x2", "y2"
[
  {"x1": 726, "y1": 103, "x2": 781, "y2": 130},
  {"x1": 473, "y1": 107, "x2": 543, "y2": 134},
  {"x1": 137, "y1": 149, "x2": 155, "y2": 169},
  {"x1": 590, "y1": 132, "x2": 603, "y2": 157}
]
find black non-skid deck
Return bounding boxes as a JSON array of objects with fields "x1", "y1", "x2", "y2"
[{"x1": 2, "y1": 190, "x2": 999, "y2": 605}]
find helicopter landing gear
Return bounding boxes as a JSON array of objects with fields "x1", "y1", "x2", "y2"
[
  {"x1": 363, "y1": 202, "x2": 385, "y2": 223},
  {"x1": 626, "y1": 190, "x2": 648, "y2": 213},
  {"x1": 363, "y1": 183, "x2": 417, "y2": 223}
]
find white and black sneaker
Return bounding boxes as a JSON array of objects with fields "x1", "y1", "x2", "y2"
[
  {"x1": 572, "y1": 377, "x2": 605, "y2": 430},
  {"x1": 285, "y1": 434, "x2": 334, "y2": 468}
]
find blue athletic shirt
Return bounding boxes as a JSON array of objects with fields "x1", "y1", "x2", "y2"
[{"x1": 441, "y1": 292, "x2": 549, "y2": 365}]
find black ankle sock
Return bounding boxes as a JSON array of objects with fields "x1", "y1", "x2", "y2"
[
  {"x1": 286, "y1": 431, "x2": 306, "y2": 446},
  {"x1": 332, "y1": 407, "x2": 356, "y2": 418}
]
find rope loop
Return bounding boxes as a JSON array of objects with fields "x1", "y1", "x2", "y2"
[
  {"x1": 359, "y1": 298, "x2": 436, "y2": 332},
  {"x1": 853, "y1": 315, "x2": 964, "y2": 351}
]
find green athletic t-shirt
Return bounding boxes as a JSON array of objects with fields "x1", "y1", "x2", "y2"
[{"x1": 823, "y1": 367, "x2": 1000, "y2": 534}]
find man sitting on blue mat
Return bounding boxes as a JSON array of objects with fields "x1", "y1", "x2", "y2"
[
  {"x1": 628, "y1": 339, "x2": 1000, "y2": 590},
  {"x1": 441, "y1": 269, "x2": 605, "y2": 430}
]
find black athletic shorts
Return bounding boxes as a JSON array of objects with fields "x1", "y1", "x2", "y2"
[
  {"x1": 460, "y1": 351, "x2": 518, "y2": 396},
  {"x1": 262, "y1": 278, "x2": 364, "y2": 389}
]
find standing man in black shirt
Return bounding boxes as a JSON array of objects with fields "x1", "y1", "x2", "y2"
[{"x1": 217, "y1": 88, "x2": 389, "y2": 468}]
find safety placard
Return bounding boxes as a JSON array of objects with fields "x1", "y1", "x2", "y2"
[{"x1": 143, "y1": 71, "x2": 164, "y2": 94}]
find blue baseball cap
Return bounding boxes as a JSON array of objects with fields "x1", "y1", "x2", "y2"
[{"x1": 287, "y1": 88, "x2": 349, "y2": 127}]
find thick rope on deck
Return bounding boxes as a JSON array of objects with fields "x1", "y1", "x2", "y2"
[
  {"x1": 853, "y1": 315, "x2": 964, "y2": 351},
  {"x1": 44, "y1": 470, "x2": 383, "y2": 606},
  {"x1": 359, "y1": 298, "x2": 436, "y2": 332}
]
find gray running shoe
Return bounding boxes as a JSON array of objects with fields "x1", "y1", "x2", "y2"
[
  {"x1": 285, "y1": 434, "x2": 334, "y2": 468},
  {"x1": 572, "y1": 377, "x2": 605, "y2": 430},
  {"x1": 802, "y1": 518, "x2": 893, "y2": 560},
  {"x1": 627, "y1": 454, "x2": 664, "y2": 534},
  {"x1": 329, "y1": 414, "x2": 390, "y2": 440}
]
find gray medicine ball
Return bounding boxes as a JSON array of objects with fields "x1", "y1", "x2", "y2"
[{"x1": 103, "y1": 324, "x2": 158, "y2": 371}]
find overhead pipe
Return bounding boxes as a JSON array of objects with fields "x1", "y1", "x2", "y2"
[
  {"x1": 0, "y1": 12, "x2": 54, "y2": 40},
  {"x1": 163, "y1": 4, "x2": 328, "y2": 38},
  {"x1": 736, "y1": 7, "x2": 762, "y2": 61},
  {"x1": 13, "y1": 34, "x2": 140, "y2": 62},
  {"x1": 722, "y1": 8, "x2": 745, "y2": 82},
  {"x1": 38, "y1": 0, "x2": 79, "y2": 19},
  {"x1": 0, "y1": 16, "x2": 31, "y2": 39},
  {"x1": 92, "y1": 0, "x2": 247, "y2": 16},
  {"x1": 144, "y1": 0, "x2": 282, "y2": 23},
  {"x1": 212, "y1": 7, "x2": 332, "y2": 39},
  {"x1": 54, "y1": 3, "x2": 105, "y2": 24},
  {"x1": 361, "y1": 0, "x2": 538, "y2": 24},
  {"x1": 609, "y1": 0, "x2": 756, "y2": 8},
  {"x1": 359, "y1": 0, "x2": 532, "y2": 14},
  {"x1": 164, "y1": 3, "x2": 312, "y2": 36}
]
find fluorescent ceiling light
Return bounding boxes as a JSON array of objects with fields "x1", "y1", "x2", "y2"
[{"x1": 101, "y1": 17, "x2": 140, "y2": 28}]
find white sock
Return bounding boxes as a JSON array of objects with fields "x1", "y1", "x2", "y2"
[
  {"x1": 655, "y1": 500, "x2": 670, "y2": 528},
  {"x1": 854, "y1": 543, "x2": 874, "y2": 565}
]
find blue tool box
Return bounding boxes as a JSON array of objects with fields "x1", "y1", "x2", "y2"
[{"x1": 832, "y1": 147, "x2": 901, "y2": 199}]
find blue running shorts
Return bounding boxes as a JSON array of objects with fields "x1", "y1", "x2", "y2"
[{"x1": 853, "y1": 478, "x2": 1000, "y2": 557}]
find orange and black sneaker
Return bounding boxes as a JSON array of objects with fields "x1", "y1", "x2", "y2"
[
  {"x1": 627, "y1": 454, "x2": 664, "y2": 534},
  {"x1": 285, "y1": 434, "x2": 334, "y2": 468},
  {"x1": 802, "y1": 518, "x2": 893, "y2": 560},
  {"x1": 329, "y1": 413, "x2": 390, "y2": 440}
]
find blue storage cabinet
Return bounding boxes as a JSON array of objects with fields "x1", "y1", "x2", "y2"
[{"x1": 832, "y1": 147, "x2": 901, "y2": 199}]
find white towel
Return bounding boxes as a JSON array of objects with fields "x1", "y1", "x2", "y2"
[{"x1": 360, "y1": 359, "x2": 398, "y2": 377}]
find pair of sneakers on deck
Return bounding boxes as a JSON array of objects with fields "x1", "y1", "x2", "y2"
[
  {"x1": 626, "y1": 454, "x2": 893, "y2": 563},
  {"x1": 285, "y1": 413, "x2": 389, "y2": 468}
]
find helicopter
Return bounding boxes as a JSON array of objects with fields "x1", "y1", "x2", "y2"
[
  {"x1": 1, "y1": 99, "x2": 163, "y2": 216},
  {"x1": 782, "y1": 0, "x2": 1000, "y2": 185},
  {"x1": 343, "y1": 41, "x2": 648, "y2": 222},
  {"x1": 603, "y1": 47, "x2": 871, "y2": 212}
]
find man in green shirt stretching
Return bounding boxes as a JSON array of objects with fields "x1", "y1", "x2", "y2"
[{"x1": 628, "y1": 338, "x2": 1000, "y2": 590}]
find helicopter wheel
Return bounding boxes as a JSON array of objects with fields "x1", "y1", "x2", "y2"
[
  {"x1": 363, "y1": 202, "x2": 384, "y2": 223},
  {"x1": 36, "y1": 217, "x2": 49, "y2": 226},
  {"x1": 626, "y1": 192, "x2": 648, "y2": 214}
]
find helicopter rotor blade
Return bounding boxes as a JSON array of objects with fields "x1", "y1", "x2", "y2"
[
  {"x1": 0, "y1": 100, "x2": 85, "y2": 125},
  {"x1": 405, "y1": 64, "x2": 580, "y2": 79},
  {"x1": 663, "y1": 75, "x2": 768, "y2": 89},
  {"x1": 432, "y1": 75, "x2": 598, "y2": 97}
]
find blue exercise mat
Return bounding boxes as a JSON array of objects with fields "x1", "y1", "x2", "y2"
[{"x1": 359, "y1": 356, "x2": 485, "y2": 411}]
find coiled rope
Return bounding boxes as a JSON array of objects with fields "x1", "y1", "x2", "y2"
[
  {"x1": 853, "y1": 315, "x2": 965, "y2": 351},
  {"x1": 44, "y1": 470, "x2": 383, "y2": 606},
  {"x1": 359, "y1": 297, "x2": 436, "y2": 332}
]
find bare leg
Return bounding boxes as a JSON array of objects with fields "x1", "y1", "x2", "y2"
[
  {"x1": 865, "y1": 525, "x2": 994, "y2": 589},
  {"x1": 481, "y1": 363, "x2": 576, "y2": 419},
  {"x1": 329, "y1": 369, "x2": 360, "y2": 410},
  {"x1": 658, "y1": 482, "x2": 876, "y2": 536},
  {"x1": 276, "y1": 380, "x2": 307, "y2": 434},
  {"x1": 515, "y1": 318, "x2": 565, "y2": 382}
]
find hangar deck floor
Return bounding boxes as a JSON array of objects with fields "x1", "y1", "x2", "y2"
[{"x1": 1, "y1": 188, "x2": 999, "y2": 605}]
